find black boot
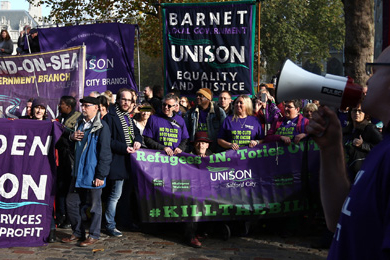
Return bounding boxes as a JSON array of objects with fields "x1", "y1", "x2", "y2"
[{"x1": 48, "y1": 229, "x2": 56, "y2": 243}]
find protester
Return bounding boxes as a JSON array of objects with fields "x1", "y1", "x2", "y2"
[
  {"x1": 150, "y1": 85, "x2": 164, "y2": 113},
  {"x1": 191, "y1": 131, "x2": 212, "y2": 157},
  {"x1": 102, "y1": 90, "x2": 114, "y2": 105},
  {"x1": 17, "y1": 25, "x2": 30, "y2": 55},
  {"x1": 186, "y1": 88, "x2": 226, "y2": 153},
  {"x1": 303, "y1": 103, "x2": 318, "y2": 120},
  {"x1": 306, "y1": 46, "x2": 390, "y2": 259},
  {"x1": 264, "y1": 99, "x2": 309, "y2": 145},
  {"x1": 0, "y1": 29, "x2": 13, "y2": 56},
  {"x1": 31, "y1": 98, "x2": 48, "y2": 120},
  {"x1": 103, "y1": 88, "x2": 142, "y2": 237},
  {"x1": 218, "y1": 91, "x2": 233, "y2": 116},
  {"x1": 27, "y1": 97, "x2": 55, "y2": 242},
  {"x1": 28, "y1": 28, "x2": 40, "y2": 53},
  {"x1": 342, "y1": 103, "x2": 382, "y2": 180},
  {"x1": 218, "y1": 94, "x2": 263, "y2": 150},
  {"x1": 143, "y1": 86, "x2": 153, "y2": 103},
  {"x1": 185, "y1": 131, "x2": 213, "y2": 248},
  {"x1": 253, "y1": 89, "x2": 282, "y2": 132},
  {"x1": 133, "y1": 102, "x2": 154, "y2": 147},
  {"x1": 179, "y1": 96, "x2": 191, "y2": 114},
  {"x1": 19, "y1": 98, "x2": 34, "y2": 119},
  {"x1": 143, "y1": 94, "x2": 189, "y2": 156},
  {"x1": 89, "y1": 91, "x2": 100, "y2": 98},
  {"x1": 97, "y1": 95, "x2": 109, "y2": 118},
  {"x1": 62, "y1": 96, "x2": 112, "y2": 247},
  {"x1": 55, "y1": 96, "x2": 81, "y2": 231}
]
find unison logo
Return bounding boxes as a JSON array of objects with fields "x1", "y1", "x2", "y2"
[{"x1": 207, "y1": 167, "x2": 253, "y2": 182}]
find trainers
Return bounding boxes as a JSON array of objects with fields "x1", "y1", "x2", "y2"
[
  {"x1": 106, "y1": 228, "x2": 123, "y2": 237},
  {"x1": 187, "y1": 237, "x2": 202, "y2": 248}
]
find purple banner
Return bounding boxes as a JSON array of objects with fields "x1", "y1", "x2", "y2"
[
  {"x1": 0, "y1": 119, "x2": 63, "y2": 248},
  {"x1": 39, "y1": 23, "x2": 138, "y2": 95},
  {"x1": 0, "y1": 46, "x2": 86, "y2": 119},
  {"x1": 130, "y1": 140, "x2": 320, "y2": 223},
  {"x1": 162, "y1": 1, "x2": 256, "y2": 98}
]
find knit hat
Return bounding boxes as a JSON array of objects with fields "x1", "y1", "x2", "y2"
[
  {"x1": 196, "y1": 88, "x2": 213, "y2": 101},
  {"x1": 32, "y1": 97, "x2": 47, "y2": 109}
]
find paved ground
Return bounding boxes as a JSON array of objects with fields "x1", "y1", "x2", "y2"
[{"x1": 0, "y1": 222, "x2": 329, "y2": 260}]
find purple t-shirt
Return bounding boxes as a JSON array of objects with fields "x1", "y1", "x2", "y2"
[
  {"x1": 328, "y1": 133, "x2": 390, "y2": 259},
  {"x1": 218, "y1": 115, "x2": 263, "y2": 147},
  {"x1": 275, "y1": 116, "x2": 302, "y2": 138},
  {"x1": 143, "y1": 114, "x2": 189, "y2": 149},
  {"x1": 197, "y1": 109, "x2": 209, "y2": 132}
]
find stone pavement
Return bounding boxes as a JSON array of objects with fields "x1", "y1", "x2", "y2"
[{"x1": 0, "y1": 224, "x2": 329, "y2": 260}]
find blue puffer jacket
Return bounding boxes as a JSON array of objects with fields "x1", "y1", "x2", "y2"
[{"x1": 73, "y1": 114, "x2": 112, "y2": 189}]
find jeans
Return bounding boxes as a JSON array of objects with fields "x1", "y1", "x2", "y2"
[
  {"x1": 105, "y1": 179, "x2": 124, "y2": 230},
  {"x1": 66, "y1": 179, "x2": 103, "y2": 239}
]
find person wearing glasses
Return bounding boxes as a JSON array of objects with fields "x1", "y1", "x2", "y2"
[
  {"x1": 264, "y1": 99, "x2": 309, "y2": 145},
  {"x1": 103, "y1": 88, "x2": 142, "y2": 237},
  {"x1": 306, "y1": 47, "x2": 390, "y2": 259},
  {"x1": 186, "y1": 88, "x2": 226, "y2": 153},
  {"x1": 342, "y1": 103, "x2": 382, "y2": 181},
  {"x1": 143, "y1": 94, "x2": 189, "y2": 156},
  {"x1": 62, "y1": 96, "x2": 112, "y2": 247}
]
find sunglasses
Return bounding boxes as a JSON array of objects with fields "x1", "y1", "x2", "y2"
[
  {"x1": 365, "y1": 62, "x2": 390, "y2": 76},
  {"x1": 162, "y1": 103, "x2": 176, "y2": 109}
]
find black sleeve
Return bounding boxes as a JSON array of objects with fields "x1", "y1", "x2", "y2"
[
  {"x1": 144, "y1": 136, "x2": 166, "y2": 150},
  {"x1": 178, "y1": 138, "x2": 188, "y2": 151}
]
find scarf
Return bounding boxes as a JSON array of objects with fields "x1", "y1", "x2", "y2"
[{"x1": 115, "y1": 104, "x2": 134, "y2": 146}]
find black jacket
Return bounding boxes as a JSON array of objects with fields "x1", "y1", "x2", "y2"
[{"x1": 103, "y1": 105, "x2": 142, "y2": 180}]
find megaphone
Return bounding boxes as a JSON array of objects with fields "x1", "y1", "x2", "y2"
[{"x1": 276, "y1": 59, "x2": 363, "y2": 109}]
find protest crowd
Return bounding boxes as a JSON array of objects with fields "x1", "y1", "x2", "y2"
[
  {"x1": 1, "y1": 8, "x2": 390, "y2": 258},
  {"x1": 1, "y1": 73, "x2": 384, "y2": 249}
]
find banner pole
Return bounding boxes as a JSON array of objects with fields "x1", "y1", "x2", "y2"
[
  {"x1": 257, "y1": 1, "x2": 261, "y2": 93},
  {"x1": 137, "y1": 28, "x2": 141, "y2": 92},
  {"x1": 158, "y1": 0, "x2": 164, "y2": 88}
]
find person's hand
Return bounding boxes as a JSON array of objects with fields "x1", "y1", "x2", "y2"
[
  {"x1": 173, "y1": 147, "x2": 182, "y2": 155},
  {"x1": 127, "y1": 146, "x2": 136, "y2": 153},
  {"x1": 71, "y1": 130, "x2": 84, "y2": 141},
  {"x1": 306, "y1": 106, "x2": 342, "y2": 150},
  {"x1": 267, "y1": 93, "x2": 275, "y2": 103},
  {"x1": 93, "y1": 178, "x2": 104, "y2": 187},
  {"x1": 133, "y1": 141, "x2": 141, "y2": 151},
  {"x1": 164, "y1": 147, "x2": 174, "y2": 156},
  {"x1": 249, "y1": 140, "x2": 258, "y2": 148},
  {"x1": 230, "y1": 142, "x2": 239, "y2": 150},
  {"x1": 280, "y1": 136, "x2": 291, "y2": 145},
  {"x1": 293, "y1": 133, "x2": 307, "y2": 144},
  {"x1": 353, "y1": 135, "x2": 363, "y2": 147}
]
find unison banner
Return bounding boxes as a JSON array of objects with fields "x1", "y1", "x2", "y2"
[
  {"x1": 0, "y1": 119, "x2": 63, "y2": 248},
  {"x1": 0, "y1": 46, "x2": 86, "y2": 119},
  {"x1": 39, "y1": 23, "x2": 138, "y2": 95},
  {"x1": 162, "y1": 1, "x2": 256, "y2": 98},
  {"x1": 130, "y1": 140, "x2": 320, "y2": 223}
]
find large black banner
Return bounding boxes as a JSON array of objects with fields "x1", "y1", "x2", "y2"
[{"x1": 162, "y1": 1, "x2": 256, "y2": 98}]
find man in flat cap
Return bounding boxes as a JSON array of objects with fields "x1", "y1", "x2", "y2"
[{"x1": 62, "y1": 96, "x2": 112, "y2": 247}]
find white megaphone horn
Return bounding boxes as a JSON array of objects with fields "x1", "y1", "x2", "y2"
[{"x1": 276, "y1": 59, "x2": 363, "y2": 109}]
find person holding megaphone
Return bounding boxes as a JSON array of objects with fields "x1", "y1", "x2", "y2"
[{"x1": 306, "y1": 46, "x2": 390, "y2": 259}]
